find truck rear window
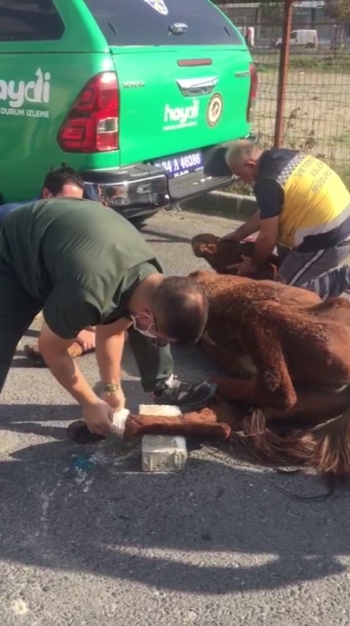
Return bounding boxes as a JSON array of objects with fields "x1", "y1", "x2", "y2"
[
  {"x1": 84, "y1": 0, "x2": 242, "y2": 46},
  {"x1": 0, "y1": 0, "x2": 64, "y2": 42}
]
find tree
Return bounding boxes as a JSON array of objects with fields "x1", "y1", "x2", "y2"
[
  {"x1": 324, "y1": 0, "x2": 350, "y2": 25},
  {"x1": 324, "y1": 0, "x2": 350, "y2": 52},
  {"x1": 259, "y1": 1, "x2": 284, "y2": 23}
]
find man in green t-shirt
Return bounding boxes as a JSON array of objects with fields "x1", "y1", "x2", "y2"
[{"x1": 0, "y1": 198, "x2": 216, "y2": 435}]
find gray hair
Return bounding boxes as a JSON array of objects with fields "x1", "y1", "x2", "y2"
[{"x1": 225, "y1": 139, "x2": 262, "y2": 170}]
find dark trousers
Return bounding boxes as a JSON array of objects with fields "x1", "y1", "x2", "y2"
[
  {"x1": 127, "y1": 327, "x2": 174, "y2": 393},
  {"x1": 0, "y1": 265, "x2": 174, "y2": 396},
  {"x1": 0, "y1": 266, "x2": 42, "y2": 393},
  {"x1": 278, "y1": 240, "x2": 350, "y2": 299}
]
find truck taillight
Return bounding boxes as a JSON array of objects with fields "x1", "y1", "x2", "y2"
[
  {"x1": 247, "y1": 63, "x2": 258, "y2": 123},
  {"x1": 57, "y1": 72, "x2": 119, "y2": 153}
]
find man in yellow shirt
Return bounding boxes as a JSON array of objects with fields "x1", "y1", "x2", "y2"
[{"x1": 217, "y1": 140, "x2": 350, "y2": 298}]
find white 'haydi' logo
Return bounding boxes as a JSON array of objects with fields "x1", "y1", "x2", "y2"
[
  {"x1": 164, "y1": 99, "x2": 200, "y2": 130},
  {"x1": 0, "y1": 69, "x2": 51, "y2": 109}
]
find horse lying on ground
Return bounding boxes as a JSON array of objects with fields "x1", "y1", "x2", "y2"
[
  {"x1": 64, "y1": 232, "x2": 350, "y2": 479},
  {"x1": 109, "y1": 271, "x2": 350, "y2": 480},
  {"x1": 191, "y1": 233, "x2": 281, "y2": 280}
]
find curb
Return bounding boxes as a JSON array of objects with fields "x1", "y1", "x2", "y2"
[{"x1": 182, "y1": 191, "x2": 257, "y2": 220}]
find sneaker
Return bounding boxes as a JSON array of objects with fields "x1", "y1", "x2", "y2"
[{"x1": 152, "y1": 375, "x2": 217, "y2": 410}]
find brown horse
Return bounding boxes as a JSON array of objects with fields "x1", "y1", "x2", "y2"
[{"x1": 114, "y1": 269, "x2": 350, "y2": 480}]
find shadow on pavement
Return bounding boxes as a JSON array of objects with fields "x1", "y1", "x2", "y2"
[{"x1": 0, "y1": 398, "x2": 349, "y2": 595}]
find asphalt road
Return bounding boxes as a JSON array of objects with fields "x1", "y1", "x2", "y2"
[{"x1": 1, "y1": 208, "x2": 350, "y2": 626}]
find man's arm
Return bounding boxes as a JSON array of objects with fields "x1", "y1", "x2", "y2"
[
  {"x1": 40, "y1": 285, "x2": 116, "y2": 435},
  {"x1": 39, "y1": 322, "x2": 100, "y2": 407},
  {"x1": 95, "y1": 317, "x2": 132, "y2": 388},
  {"x1": 229, "y1": 179, "x2": 284, "y2": 275},
  {"x1": 39, "y1": 323, "x2": 114, "y2": 435},
  {"x1": 251, "y1": 216, "x2": 279, "y2": 268},
  {"x1": 221, "y1": 210, "x2": 260, "y2": 242},
  {"x1": 251, "y1": 178, "x2": 283, "y2": 267},
  {"x1": 222, "y1": 178, "x2": 284, "y2": 246}
]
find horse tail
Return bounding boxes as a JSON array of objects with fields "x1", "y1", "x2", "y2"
[
  {"x1": 233, "y1": 407, "x2": 350, "y2": 479},
  {"x1": 304, "y1": 409, "x2": 350, "y2": 478}
]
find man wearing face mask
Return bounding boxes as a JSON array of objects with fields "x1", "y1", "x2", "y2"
[
  {"x1": 0, "y1": 197, "x2": 215, "y2": 435},
  {"x1": 212, "y1": 140, "x2": 350, "y2": 299}
]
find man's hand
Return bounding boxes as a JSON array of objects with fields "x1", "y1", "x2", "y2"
[
  {"x1": 82, "y1": 400, "x2": 115, "y2": 435},
  {"x1": 227, "y1": 255, "x2": 257, "y2": 276},
  {"x1": 102, "y1": 388, "x2": 126, "y2": 412}
]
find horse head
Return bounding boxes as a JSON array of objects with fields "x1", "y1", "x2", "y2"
[{"x1": 191, "y1": 233, "x2": 280, "y2": 281}]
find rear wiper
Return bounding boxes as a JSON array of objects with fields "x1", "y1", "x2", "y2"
[{"x1": 108, "y1": 22, "x2": 118, "y2": 35}]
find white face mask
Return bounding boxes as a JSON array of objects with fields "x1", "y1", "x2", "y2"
[
  {"x1": 130, "y1": 315, "x2": 168, "y2": 347},
  {"x1": 130, "y1": 315, "x2": 156, "y2": 339}
]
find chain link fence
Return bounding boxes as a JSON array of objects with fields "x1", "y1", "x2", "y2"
[{"x1": 217, "y1": 1, "x2": 350, "y2": 187}]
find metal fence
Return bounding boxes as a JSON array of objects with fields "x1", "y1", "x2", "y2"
[{"x1": 217, "y1": 1, "x2": 350, "y2": 186}]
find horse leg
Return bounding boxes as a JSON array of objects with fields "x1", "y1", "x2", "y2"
[
  {"x1": 240, "y1": 313, "x2": 297, "y2": 410},
  {"x1": 265, "y1": 385, "x2": 350, "y2": 426},
  {"x1": 212, "y1": 376, "x2": 266, "y2": 405},
  {"x1": 199, "y1": 333, "x2": 253, "y2": 377},
  {"x1": 124, "y1": 407, "x2": 231, "y2": 440},
  {"x1": 214, "y1": 376, "x2": 350, "y2": 424}
]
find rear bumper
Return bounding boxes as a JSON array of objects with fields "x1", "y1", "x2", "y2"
[
  {"x1": 80, "y1": 136, "x2": 257, "y2": 219},
  {"x1": 82, "y1": 163, "x2": 169, "y2": 219}
]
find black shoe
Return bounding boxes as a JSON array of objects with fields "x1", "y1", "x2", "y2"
[{"x1": 152, "y1": 375, "x2": 217, "y2": 410}]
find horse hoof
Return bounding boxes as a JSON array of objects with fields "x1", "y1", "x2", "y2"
[{"x1": 66, "y1": 420, "x2": 106, "y2": 445}]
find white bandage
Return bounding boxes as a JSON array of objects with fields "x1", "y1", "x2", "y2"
[
  {"x1": 111, "y1": 408, "x2": 130, "y2": 438},
  {"x1": 138, "y1": 404, "x2": 182, "y2": 417}
]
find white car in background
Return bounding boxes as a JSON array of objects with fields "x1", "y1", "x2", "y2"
[{"x1": 276, "y1": 29, "x2": 318, "y2": 49}]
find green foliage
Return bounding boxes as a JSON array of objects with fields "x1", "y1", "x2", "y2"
[
  {"x1": 259, "y1": 1, "x2": 284, "y2": 22},
  {"x1": 324, "y1": 0, "x2": 350, "y2": 24}
]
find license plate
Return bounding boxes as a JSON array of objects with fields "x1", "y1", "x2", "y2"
[{"x1": 153, "y1": 150, "x2": 203, "y2": 179}]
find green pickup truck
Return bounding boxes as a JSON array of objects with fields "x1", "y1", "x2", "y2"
[{"x1": 0, "y1": 0, "x2": 257, "y2": 221}]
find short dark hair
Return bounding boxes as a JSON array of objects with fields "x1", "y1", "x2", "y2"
[
  {"x1": 152, "y1": 277, "x2": 208, "y2": 345},
  {"x1": 42, "y1": 166, "x2": 84, "y2": 196}
]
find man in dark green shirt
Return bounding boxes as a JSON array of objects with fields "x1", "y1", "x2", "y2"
[{"x1": 0, "y1": 198, "x2": 216, "y2": 435}]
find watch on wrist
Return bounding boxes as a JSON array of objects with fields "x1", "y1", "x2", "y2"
[{"x1": 104, "y1": 383, "x2": 120, "y2": 393}]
